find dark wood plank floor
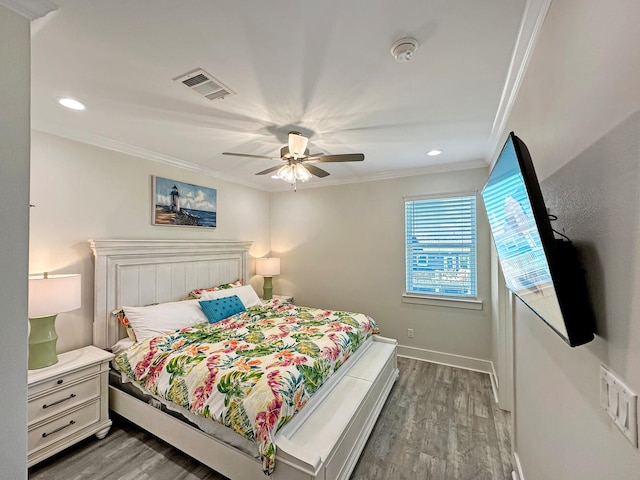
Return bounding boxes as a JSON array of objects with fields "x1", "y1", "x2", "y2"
[
  {"x1": 350, "y1": 358, "x2": 512, "y2": 480},
  {"x1": 29, "y1": 357, "x2": 512, "y2": 480}
]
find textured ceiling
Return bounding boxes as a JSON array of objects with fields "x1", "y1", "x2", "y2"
[{"x1": 30, "y1": 0, "x2": 527, "y2": 191}]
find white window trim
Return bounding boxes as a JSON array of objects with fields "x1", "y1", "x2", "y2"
[
  {"x1": 404, "y1": 191, "x2": 479, "y2": 302},
  {"x1": 401, "y1": 292, "x2": 483, "y2": 310},
  {"x1": 403, "y1": 190, "x2": 478, "y2": 202}
]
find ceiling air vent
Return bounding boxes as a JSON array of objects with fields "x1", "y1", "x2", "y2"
[{"x1": 174, "y1": 68, "x2": 235, "y2": 101}]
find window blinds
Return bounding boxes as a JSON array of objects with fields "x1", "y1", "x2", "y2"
[{"x1": 405, "y1": 195, "x2": 477, "y2": 297}]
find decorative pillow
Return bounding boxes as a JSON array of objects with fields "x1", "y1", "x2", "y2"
[
  {"x1": 200, "y1": 285, "x2": 261, "y2": 308},
  {"x1": 199, "y1": 295, "x2": 246, "y2": 323},
  {"x1": 183, "y1": 279, "x2": 243, "y2": 300},
  {"x1": 122, "y1": 299, "x2": 209, "y2": 343},
  {"x1": 113, "y1": 309, "x2": 137, "y2": 341}
]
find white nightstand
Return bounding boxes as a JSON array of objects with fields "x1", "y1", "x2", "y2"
[
  {"x1": 27, "y1": 345, "x2": 114, "y2": 467},
  {"x1": 273, "y1": 294, "x2": 293, "y2": 303},
  {"x1": 265, "y1": 294, "x2": 293, "y2": 303}
]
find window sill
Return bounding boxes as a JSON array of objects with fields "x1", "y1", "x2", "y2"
[{"x1": 401, "y1": 293, "x2": 483, "y2": 310}]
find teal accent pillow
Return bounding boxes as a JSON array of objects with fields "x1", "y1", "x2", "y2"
[{"x1": 199, "y1": 295, "x2": 246, "y2": 323}]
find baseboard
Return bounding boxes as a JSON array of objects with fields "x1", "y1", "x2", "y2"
[
  {"x1": 512, "y1": 452, "x2": 525, "y2": 480},
  {"x1": 397, "y1": 344, "x2": 494, "y2": 375}
]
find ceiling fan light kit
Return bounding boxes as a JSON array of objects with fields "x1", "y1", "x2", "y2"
[
  {"x1": 277, "y1": 165, "x2": 295, "y2": 183},
  {"x1": 294, "y1": 164, "x2": 312, "y2": 182},
  {"x1": 276, "y1": 163, "x2": 312, "y2": 184},
  {"x1": 390, "y1": 37, "x2": 419, "y2": 63}
]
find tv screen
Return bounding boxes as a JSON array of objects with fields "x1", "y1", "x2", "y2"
[{"x1": 482, "y1": 132, "x2": 594, "y2": 347}]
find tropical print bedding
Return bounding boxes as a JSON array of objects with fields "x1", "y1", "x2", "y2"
[{"x1": 113, "y1": 298, "x2": 379, "y2": 475}]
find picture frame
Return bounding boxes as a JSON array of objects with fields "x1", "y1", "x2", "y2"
[{"x1": 152, "y1": 176, "x2": 217, "y2": 228}]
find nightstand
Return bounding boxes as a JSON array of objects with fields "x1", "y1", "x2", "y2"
[
  {"x1": 27, "y1": 345, "x2": 114, "y2": 467},
  {"x1": 274, "y1": 294, "x2": 293, "y2": 303},
  {"x1": 266, "y1": 294, "x2": 293, "y2": 303}
]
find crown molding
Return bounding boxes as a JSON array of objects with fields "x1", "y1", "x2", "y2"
[
  {"x1": 35, "y1": 127, "x2": 489, "y2": 193},
  {"x1": 267, "y1": 159, "x2": 489, "y2": 192},
  {"x1": 486, "y1": 0, "x2": 554, "y2": 167},
  {"x1": 0, "y1": 0, "x2": 57, "y2": 19},
  {"x1": 32, "y1": 128, "x2": 270, "y2": 191}
]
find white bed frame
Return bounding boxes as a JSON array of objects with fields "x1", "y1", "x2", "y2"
[{"x1": 90, "y1": 239, "x2": 398, "y2": 480}]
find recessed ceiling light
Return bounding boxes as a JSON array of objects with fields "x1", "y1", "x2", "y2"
[
  {"x1": 426, "y1": 149, "x2": 443, "y2": 156},
  {"x1": 58, "y1": 98, "x2": 86, "y2": 110}
]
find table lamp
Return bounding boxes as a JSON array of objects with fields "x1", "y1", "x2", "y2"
[
  {"x1": 256, "y1": 258, "x2": 280, "y2": 301},
  {"x1": 28, "y1": 273, "x2": 81, "y2": 370}
]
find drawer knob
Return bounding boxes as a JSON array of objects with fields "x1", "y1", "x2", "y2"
[
  {"x1": 42, "y1": 393, "x2": 76, "y2": 409},
  {"x1": 56, "y1": 379, "x2": 63, "y2": 385},
  {"x1": 42, "y1": 420, "x2": 75, "y2": 438}
]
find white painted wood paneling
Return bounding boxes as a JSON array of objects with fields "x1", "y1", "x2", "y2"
[{"x1": 90, "y1": 240, "x2": 252, "y2": 348}]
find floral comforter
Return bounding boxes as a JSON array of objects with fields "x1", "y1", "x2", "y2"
[{"x1": 113, "y1": 299, "x2": 379, "y2": 475}]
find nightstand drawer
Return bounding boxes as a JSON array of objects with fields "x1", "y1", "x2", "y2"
[
  {"x1": 28, "y1": 399, "x2": 100, "y2": 454},
  {"x1": 28, "y1": 376, "x2": 100, "y2": 425},
  {"x1": 29, "y1": 363, "x2": 101, "y2": 397}
]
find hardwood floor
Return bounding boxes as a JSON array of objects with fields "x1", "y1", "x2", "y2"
[
  {"x1": 29, "y1": 419, "x2": 228, "y2": 480},
  {"x1": 350, "y1": 358, "x2": 512, "y2": 480},
  {"x1": 29, "y1": 357, "x2": 512, "y2": 480}
]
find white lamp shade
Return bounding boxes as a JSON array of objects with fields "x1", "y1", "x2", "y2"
[
  {"x1": 28, "y1": 274, "x2": 81, "y2": 318},
  {"x1": 256, "y1": 258, "x2": 280, "y2": 276},
  {"x1": 288, "y1": 132, "x2": 308, "y2": 159}
]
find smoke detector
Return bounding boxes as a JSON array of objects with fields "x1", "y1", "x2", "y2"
[{"x1": 390, "y1": 37, "x2": 419, "y2": 63}]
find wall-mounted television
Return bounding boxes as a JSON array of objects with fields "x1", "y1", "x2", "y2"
[{"x1": 481, "y1": 132, "x2": 594, "y2": 347}]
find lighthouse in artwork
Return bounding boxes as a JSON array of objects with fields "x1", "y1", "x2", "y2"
[{"x1": 170, "y1": 185, "x2": 180, "y2": 212}]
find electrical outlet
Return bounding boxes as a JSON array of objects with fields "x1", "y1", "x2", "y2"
[
  {"x1": 600, "y1": 365, "x2": 638, "y2": 447},
  {"x1": 407, "y1": 328, "x2": 414, "y2": 338}
]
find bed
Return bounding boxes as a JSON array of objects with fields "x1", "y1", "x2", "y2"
[{"x1": 90, "y1": 239, "x2": 398, "y2": 480}]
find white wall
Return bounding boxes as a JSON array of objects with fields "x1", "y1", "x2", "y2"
[
  {"x1": 0, "y1": 5, "x2": 29, "y2": 478},
  {"x1": 30, "y1": 131, "x2": 271, "y2": 353},
  {"x1": 270, "y1": 167, "x2": 493, "y2": 362},
  {"x1": 504, "y1": 0, "x2": 640, "y2": 478}
]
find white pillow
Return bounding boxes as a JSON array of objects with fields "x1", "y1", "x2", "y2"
[
  {"x1": 123, "y1": 299, "x2": 208, "y2": 343},
  {"x1": 201, "y1": 285, "x2": 261, "y2": 308},
  {"x1": 111, "y1": 337, "x2": 135, "y2": 355}
]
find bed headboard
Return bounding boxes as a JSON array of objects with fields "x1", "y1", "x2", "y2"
[{"x1": 90, "y1": 239, "x2": 252, "y2": 349}]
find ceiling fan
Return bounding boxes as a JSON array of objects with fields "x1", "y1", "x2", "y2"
[{"x1": 223, "y1": 131, "x2": 364, "y2": 186}]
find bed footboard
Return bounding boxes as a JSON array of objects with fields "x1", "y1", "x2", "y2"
[{"x1": 277, "y1": 335, "x2": 398, "y2": 479}]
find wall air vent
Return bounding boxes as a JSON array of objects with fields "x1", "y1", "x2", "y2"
[{"x1": 174, "y1": 68, "x2": 235, "y2": 101}]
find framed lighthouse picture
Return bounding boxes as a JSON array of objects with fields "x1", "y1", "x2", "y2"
[{"x1": 152, "y1": 176, "x2": 217, "y2": 228}]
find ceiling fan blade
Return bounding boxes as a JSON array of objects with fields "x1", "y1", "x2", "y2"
[
  {"x1": 304, "y1": 164, "x2": 331, "y2": 178},
  {"x1": 308, "y1": 153, "x2": 365, "y2": 163},
  {"x1": 255, "y1": 165, "x2": 282, "y2": 176},
  {"x1": 223, "y1": 152, "x2": 281, "y2": 160}
]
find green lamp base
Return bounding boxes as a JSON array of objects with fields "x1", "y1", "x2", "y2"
[
  {"x1": 28, "y1": 314, "x2": 59, "y2": 370},
  {"x1": 263, "y1": 276, "x2": 273, "y2": 300}
]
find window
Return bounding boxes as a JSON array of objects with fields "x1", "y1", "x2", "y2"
[{"x1": 405, "y1": 194, "x2": 477, "y2": 298}]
